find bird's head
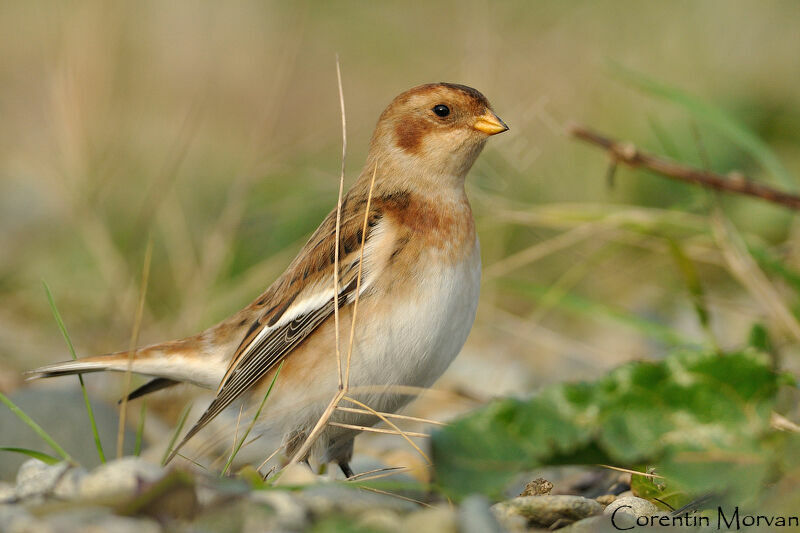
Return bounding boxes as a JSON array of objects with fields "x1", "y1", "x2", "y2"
[{"x1": 367, "y1": 83, "x2": 507, "y2": 184}]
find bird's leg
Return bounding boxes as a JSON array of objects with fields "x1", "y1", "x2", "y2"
[{"x1": 338, "y1": 461, "x2": 355, "y2": 478}]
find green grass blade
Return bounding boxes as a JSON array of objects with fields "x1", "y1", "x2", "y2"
[
  {"x1": 161, "y1": 402, "x2": 193, "y2": 466},
  {"x1": 0, "y1": 392, "x2": 74, "y2": 463},
  {"x1": 611, "y1": 63, "x2": 797, "y2": 190},
  {"x1": 222, "y1": 361, "x2": 284, "y2": 476},
  {"x1": 134, "y1": 402, "x2": 146, "y2": 457},
  {"x1": 0, "y1": 447, "x2": 61, "y2": 465},
  {"x1": 42, "y1": 280, "x2": 106, "y2": 463}
]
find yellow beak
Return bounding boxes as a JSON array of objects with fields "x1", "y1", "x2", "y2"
[{"x1": 473, "y1": 111, "x2": 509, "y2": 135}]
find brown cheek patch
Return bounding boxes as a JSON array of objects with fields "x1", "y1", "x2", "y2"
[{"x1": 394, "y1": 117, "x2": 430, "y2": 154}]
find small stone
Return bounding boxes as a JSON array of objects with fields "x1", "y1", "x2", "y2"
[
  {"x1": 79, "y1": 457, "x2": 164, "y2": 503},
  {"x1": 41, "y1": 508, "x2": 161, "y2": 533},
  {"x1": 402, "y1": 505, "x2": 457, "y2": 533},
  {"x1": 273, "y1": 462, "x2": 318, "y2": 487},
  {"x1": 492, "y1": 495, "x2": 604, "y2": 529},
  {"x1": 250, "y1": 489, "x2": 309, "y2": 530},
  {"x1": 0, "y1": 481, "x2": 16, "y2": 503},
  {"x1": 615, "y1": 490, "x2": 633, "y2": 499},
  {"x1": 299, "y1": 484, "x2": 416, "y2": 515},
  {"x1": 0, "y1": 504, "x2": 43, "y2": 533},
  {"x1": 595, "y1": 494, "x2": 616, "y2": 506},
  {"x1": 357, "y1": 508, "x2": 401, "y2": 533},
  {"x1": 53, "y1": 467, "x2": 88, "y2": 500},
  {"x1": 459, "y1": 495, "x2": 504, "y2": 533},
  {"x1": 15, "y1": 459, "x2": 69, "y2": 499},
  {"x1": 558, "y1": 515, "x2": 617, "y2": 533},
  {"x1": 520, "y1": 477, "x2": 553, "y2": 496},
  {"x1": 603, "y1": 496, "x2": 659, "y2": 519}
]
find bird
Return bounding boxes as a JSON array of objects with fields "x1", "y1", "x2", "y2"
[{"x1": 26, "y1": 82, "x2": 508, "y2": 477}]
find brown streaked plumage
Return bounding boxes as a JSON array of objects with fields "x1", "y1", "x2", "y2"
[{"x1": 26, "y1": 83, "x2": 508, "y2": 475}]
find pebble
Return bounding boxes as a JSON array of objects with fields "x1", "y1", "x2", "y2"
[
  {"x1": 79, "y1": 457, "x2": 164, "y2": 502},
  {"x1": 299, "y1": 484, "x2": 416, "y2": 515},
  {"x1": 53, "y1": 467, "x2": 88, "y2": 500},
  {"x1": 603, "y1": 496, "x2": 659, "y2": 518},
  {"x1": 356, "y1": 508, "x2": 401, "y2": 532},
  {"x1": 0, "y1": 504, "x2": 42, "y2": 533},
  {"x1": 0, "y1": 481, "x2": 16, "y2": 503},
  {"x1": 519, "y1": 477, "x2": 553, "y2": 496},
  {"x1": 559, "y1": 515, "x2": 617, "y2": 533},
  {"x1": 15, "y1": 459, "x2": 69, "y2": 499},
  {"x1": 458, "y1": 495, "x2": 504, "y2": 533},
  {"x1": 595, "y1": 494, "x2": 616, "y2": 505},
  {"x1": 273, "y1": 462, "x2": 318, "y2": 487},
  {"x1": 402, "y1": 505, "x2": 457, "y2": 533},
  {"x1": 41, "y1": 508, "x2": 162, "y2": 533},
  {"x1": 250, "y1": 489, "x2": 309, "y2": 530},
  {"x1": 492, "y1": 495, "x2": 604, "y2": 529}
]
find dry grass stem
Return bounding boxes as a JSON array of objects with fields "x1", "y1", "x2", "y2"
[
  {"x1": 335, "y1": 406, "x2": 446, "y2": 427},
  {"x1": 344, "y1": 162, "x2": 378, "y2": 388},
  {"x1": 117, "y1": 237, "x2": 153, "y2": 459},
  {"x1": 711, "y1": 210, "x2": 800, "y2": 341},
  {"x1": 333, "y1": 55, "x2": 347, "y2": 389},
  {"x1": 346, "y1": 466, "x2": 408, "y2": 482},
  {"x1": 342, "y1": 396, "x2": 431, "y2": 464},
  {"x1": 328, "y1": 422, "x2": 429, "y2": 439},
  {"x1": 256, "y1": 443, "x2": 286, "y2": 474},
  {"x1": 598, "y1": 464, "x2": 664, "y2": 479}
]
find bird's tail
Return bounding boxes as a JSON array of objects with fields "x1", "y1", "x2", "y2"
[{"x1": 25, "y1": 339, "x2": 221, "y2": 392}]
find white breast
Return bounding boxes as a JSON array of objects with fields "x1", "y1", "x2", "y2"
[{"x1": 348, "y1": 238, "x2": 481, "y2": 406}]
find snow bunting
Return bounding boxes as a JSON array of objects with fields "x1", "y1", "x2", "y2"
[{"x1": 27, "y1": 83, "x2": 508, "y2": 476}]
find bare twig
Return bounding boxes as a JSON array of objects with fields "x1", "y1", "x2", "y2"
[{"x1": 569, "y1": 124, "x2": 800, "y2": 211}]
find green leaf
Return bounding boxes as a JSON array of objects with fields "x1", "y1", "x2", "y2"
[
  {"x1": 630, "y1": 469, "x2": 688, "y2": 511},
  {"x1": 432, "y1": 349, "x2": 786, "y2": 500},
  {"x1": 611, "y1": 64, "x2": 797, "y2": 189},
  {"x1": 0, "y1": 447, "x2": 61, "y2": 465}
]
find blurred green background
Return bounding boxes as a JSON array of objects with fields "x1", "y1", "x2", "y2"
[{"x1": 1, "y1": 1, "x2": 799, "y2": 472}]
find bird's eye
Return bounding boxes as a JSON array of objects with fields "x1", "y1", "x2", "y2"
[{"x1": 432, "y1": 104, "x2": 450, "y2": 117}]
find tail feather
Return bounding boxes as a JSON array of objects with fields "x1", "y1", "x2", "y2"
[
  {"x1": 25, "y1": 355, "x2": 126, "y2": 380},
  {"x1": 26, "y1": 342, "x2": 225, "y2": 390}
]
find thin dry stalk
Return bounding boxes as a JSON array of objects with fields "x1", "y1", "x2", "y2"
[
  {"x1": 117, "y1": 237, "x2": 153, "y2": 458},
  {"x1": 230, "y1": 404, "x2": 245, "y2": 463},
  {"x1": 598, "y1": 464, "x2": 664, "y2": 479},
  {"x1": 288, "y1": 389, "x2": 345, "y2": 464},
  {"x1": 710, "y1": 210, "x2": 800, "y2": 341},
  {"x1": 346, "y1": 466, "x2": 408, "y2": 482},
  {"x1": 344, "y1": 162, "x2": 378, "y2": 388},
  {"x1": 256, "y1": 443, "x2": 286, "y2": 474},
  {"x1": 335, "y1": 407, "x2": 446, "y2": 427},
  {"x1": 333, "y1": 55, "x2": 347, "y2": 389},
  {"x1": 358, "y1": 486, "x2": 433, "y2": 508},
  {"x1": 342, "y1": 396, "x2": 431, "y2": 464},
  {"x1": 328, "y1": 422, "x2": 429, "y2": 439}
]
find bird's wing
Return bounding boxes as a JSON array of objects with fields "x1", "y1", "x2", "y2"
[{"x1": 165, "y1": 191, "x2": 390, "y2": 463}]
